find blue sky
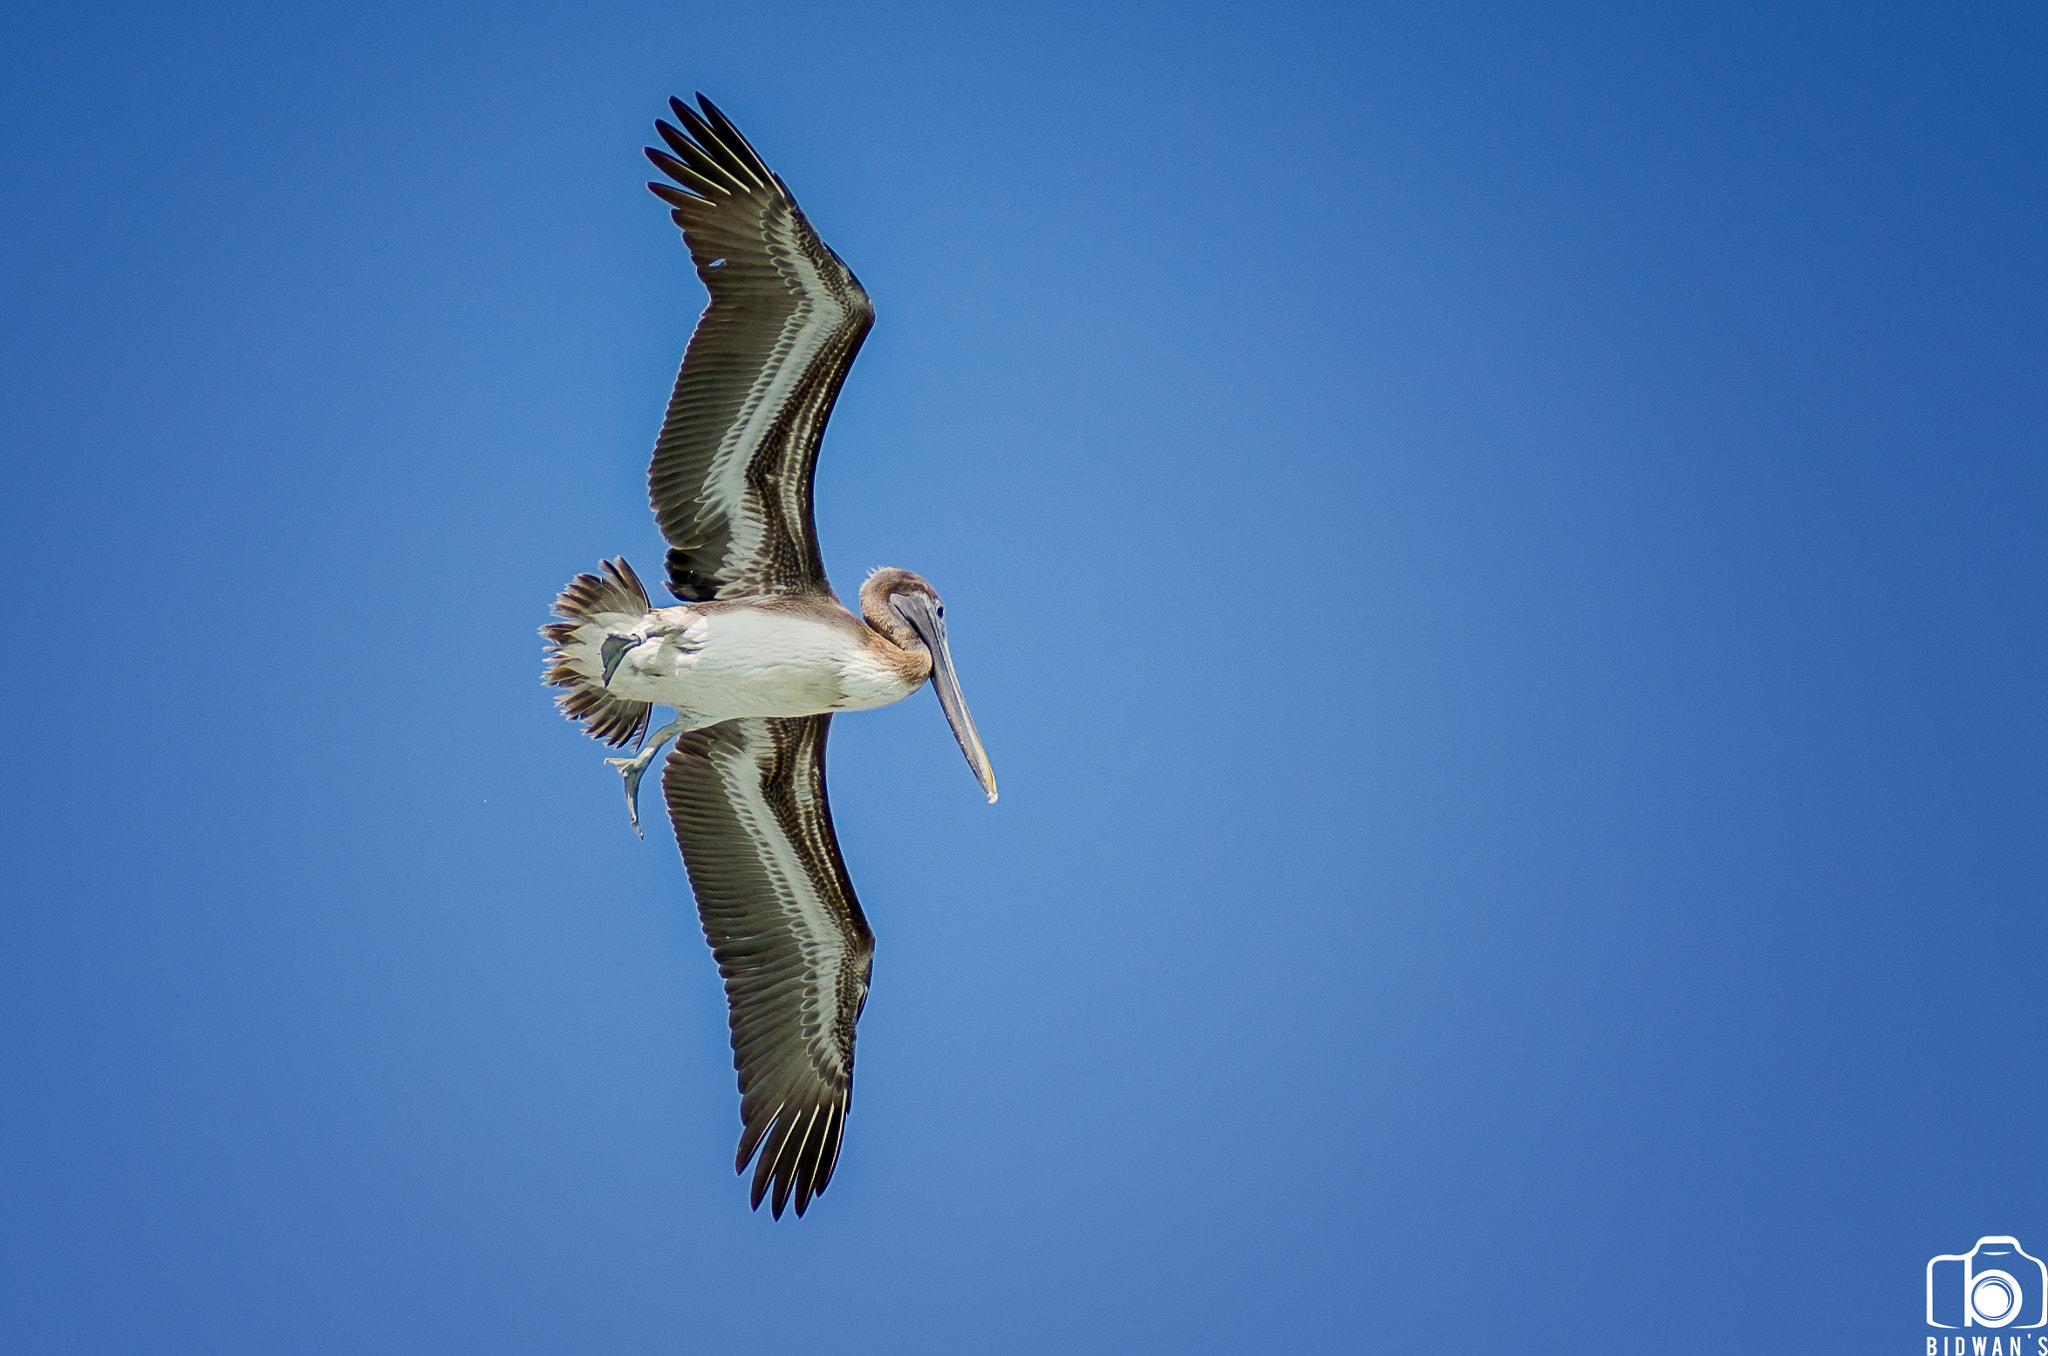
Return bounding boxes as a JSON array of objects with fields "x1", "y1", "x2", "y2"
[{"x1": 2, "y1": 1, "x2": 2044, "y2": 1350}]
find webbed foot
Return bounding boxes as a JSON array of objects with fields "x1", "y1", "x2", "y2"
[
  {"x1": 605, "y1": 718, "x2": 686, "y2": 837},
  {"x1": 599, "y1": 634, "x2": 639, "y2": 687}
]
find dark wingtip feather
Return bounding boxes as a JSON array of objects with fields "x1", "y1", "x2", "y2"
[
  {"x1": 747, "y1": 1111, "x2": 791, "y2": 1211},
  {"x1": 650, "y1": 121, "x2": 740, "y2": 195},
  {"x1": 645, "y1": 148, "x2": 722, "y2": 202},
  {"x1": 733, "y1": 1100, "x2": 844, "y2": 1220},
  {"x1": 664, "y1": 100, "x2": 763, "y2": 192},
  {"x1": 692, "y1": 94, "x2": 765, "y2": 176},
  {"x1": 643, "y1": 146, "x2": 690, "y2": 180},
  {"x1": 816, "y1": 1104, "x2": 844, "y2": 1192},
  {"x1": 647, "y1": 182, "x2": 695, "y2": 212},
  {"x1": 689, "y1": 95, "x2": 773, "y2": 187},
  {"x1": 736, "y1": 1113, "x2": 771, "y2": 1176},
  {"x1": 651, "y1": 120, "x2": 699, "y2": 167}
]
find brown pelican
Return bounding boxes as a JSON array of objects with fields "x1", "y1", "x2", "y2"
[{"x1": 540, "y1": 96, "x2": 996, "y2": 1219}]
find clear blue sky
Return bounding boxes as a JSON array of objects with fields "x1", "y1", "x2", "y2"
[{"x1": 2, "y1": 1, "x2": 2044, "y2": 1351}]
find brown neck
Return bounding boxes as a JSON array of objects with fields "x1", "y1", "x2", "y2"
[
  {"x1": 858, "y1": 567, "x2": 938, "y2": 682},
  {"x1": 859, "y1": 568, "x2": 924, "y2": 647}
]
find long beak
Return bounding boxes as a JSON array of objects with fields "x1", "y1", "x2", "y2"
[{"x1": 892, "y1": 594, "x2": 998, "y2": 803}]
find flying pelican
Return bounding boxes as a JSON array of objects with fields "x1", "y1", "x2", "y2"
[{"x1": 540, "y1": 95, "x2": 996, "y2": 1219}]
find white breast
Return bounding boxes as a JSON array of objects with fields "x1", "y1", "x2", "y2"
[{"x1": 603, "y1": 605, "x2": 921, "y2": 723}]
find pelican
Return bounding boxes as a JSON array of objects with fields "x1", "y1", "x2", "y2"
[{"x1": 540, "y1": 96, "x2": 996, "y2": 1219}]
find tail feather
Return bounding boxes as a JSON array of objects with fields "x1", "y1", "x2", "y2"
[{"x1": 542, "y1": 557, "x2": 654, "y2": 748}]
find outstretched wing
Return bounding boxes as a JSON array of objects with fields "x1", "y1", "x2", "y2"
[
  {"x1": 661, "y1": 715, "x2": 875, "y2": 1218},
  {"x1": 643, "y1": 95, "x2": 875, "y2": 602}
]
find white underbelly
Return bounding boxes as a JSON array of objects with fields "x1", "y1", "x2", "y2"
[{"x1": 590, "y1": 606, "x2": 918, "y2": 722}]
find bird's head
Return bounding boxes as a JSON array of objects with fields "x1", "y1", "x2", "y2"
[{"x1": 860, "y1": 568, "x2": 997, "y2": 803}]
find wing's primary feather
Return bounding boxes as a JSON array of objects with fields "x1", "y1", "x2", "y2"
[
  {"x1": 661, "y1": 714, "x2": 874, "y2": 1218},
  {"x1": 643, "y1": 95, "x2": 875, "y2": 602}
]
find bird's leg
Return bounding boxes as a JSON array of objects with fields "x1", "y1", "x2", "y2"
[
  {"x1": 602, "y1": 619, "x2": 700, "y2": 688},
  {"x1": 605, "y1": 717, "x2": 687, "y2": 838},
  {"x1": 599, "y1": 633, "x2": 640, "y2": 687}
]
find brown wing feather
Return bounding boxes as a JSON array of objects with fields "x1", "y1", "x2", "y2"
[
  {"x1": 643, "y1": 95, "x2": 875, "y2": 602},
  {"x1": 660, "y1": 714, "x2": 874, "y2": 1218}
]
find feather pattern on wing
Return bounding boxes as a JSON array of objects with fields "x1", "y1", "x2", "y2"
[
  {"x1": 643, "y1": 95, "x2": 876, "y2": 602},
  {"x1": 661, "y1": 715, "x2": 874, "y2": 1218}
]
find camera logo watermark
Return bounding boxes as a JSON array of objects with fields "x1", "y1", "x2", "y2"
[{"x1": 1928, "y1": 1237, "x2": 2048, "y2": 1331}]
